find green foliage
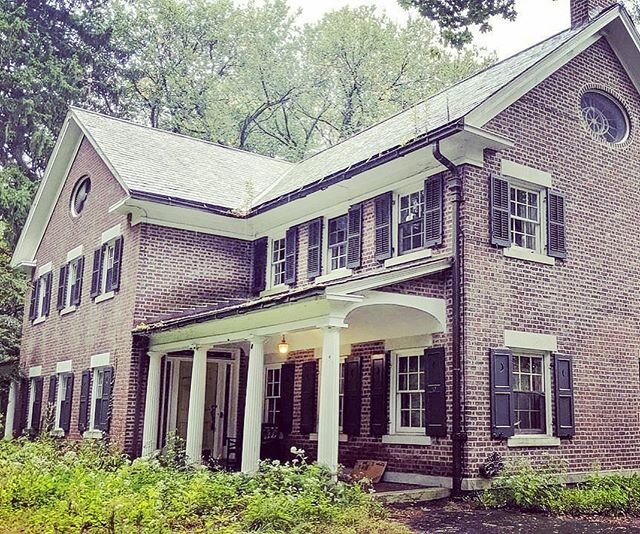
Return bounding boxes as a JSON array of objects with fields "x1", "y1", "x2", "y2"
[
  {"x1": 398, "y1": 0, "x2": 517, "y2": 48},
  {"x1": 480, "y1": 457, "x2": 640, "y2": 517},
  {"x1": 0, "y1": 438, "x2": 407, "y2": 533}
]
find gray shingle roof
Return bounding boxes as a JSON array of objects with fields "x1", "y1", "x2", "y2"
[
  {"x1": 254, "y1": 25, "x2": 580, "y2": 205},
  {"x1": 71, "y1": 108, "x2": 293, "y2": 211},
  {"x1": 72, "y1": 22, "x2": 584, "y2": 213}
]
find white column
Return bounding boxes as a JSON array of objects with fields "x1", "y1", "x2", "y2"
[
  {"x1": 317, "y1": 326, "x2": 342, "y2": 476},
  {"x1": 3, "y1": 381, "x2": 17, "y2": 440},
  {"x1": 241, "y1": 336, "x2": 265, "y2": 474},
  {"x1": 141, "y1": 351, "x2": 163, "y2": 457},
  {"x1": 185, "y1": 345, "x2": 208, "y2": 464}
]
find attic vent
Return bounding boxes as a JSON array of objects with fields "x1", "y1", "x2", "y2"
[
  {"x1": 71, "y1": 176, "x2": 91, "y2": 217},
  {"x1": 580, "y1": 91, "x2": 629, "y2": 144}
]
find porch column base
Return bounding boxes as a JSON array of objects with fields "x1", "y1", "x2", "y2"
[
  {"x1": 3, "y1": 380, "x2": 17, "y2": 440},
  {"x1": 317, "y1": 326, "x2": 342, "y2": 476},
  {"x1": 141, "y1": 352, "x2": 163, "y2": 457},
  {"x1": 185, "y1": 346, "x2": 208, "y2": 464},
  {"x1": 241, "y1": 336, "x2": 265, "y2": 474}
]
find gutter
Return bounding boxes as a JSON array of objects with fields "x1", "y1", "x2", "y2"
[{"x1": 432, "y1": 141, "x2": 466, "y2": 499}]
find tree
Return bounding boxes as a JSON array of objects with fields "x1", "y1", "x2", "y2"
[
  {"x1": 0, "y1": 0, "x2": 125, "y2": 241},
  {"x1": 398, "y1": 0, "x2": 517, "y2": 48},
  {"x1": 0, "y1": 223, "x2": 25, "y2": 362}
]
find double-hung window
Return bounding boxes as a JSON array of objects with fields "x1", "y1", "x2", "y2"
[
  {"x1": 328, "y1": 215, "x2": 348, "y2": 271},
  {"x1": 264, "y1": 366, "x2": 281, "y2": 425},
  {"x1": 512, "y1": 353, "x2": 547, "y2": 434},
  {"x1": 398, "y1": 191, "x2": 424, "y2": 254},
  {"x1": 510, "y1": 186, "x2": 540, "y2": 252},
  {"x1": 271, "y1": 238, "x2": 286, "y2": 287},
  {"x1": 29, "y1": 265, "x2": 52, "y2": 323},
  {"x1": 393, "y1": 353, "x2": 425, "y2": 432},
  {"x1": 91, "y1": 229, "x2": 123, "y2": 301}
]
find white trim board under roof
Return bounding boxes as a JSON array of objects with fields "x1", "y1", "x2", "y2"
[{"x1": 12, "y1": 4, "x2": 640, "y2": 268}]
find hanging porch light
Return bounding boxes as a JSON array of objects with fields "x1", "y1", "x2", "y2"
[{"x1": 278, "y1": 334, "x2": 289, "y2": 355}]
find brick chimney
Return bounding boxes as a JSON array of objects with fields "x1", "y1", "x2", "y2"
[{"x1": 570, "y1": 0, "x2": 617, "y2": 27}]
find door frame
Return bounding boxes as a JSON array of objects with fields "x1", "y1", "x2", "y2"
[{"x1": 163, "y1": 349, "x2": 241, "y2": 459}]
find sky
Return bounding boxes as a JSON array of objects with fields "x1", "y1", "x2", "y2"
[{"x1": 283, "y1": 0, "x2": 572, "y2": 59}]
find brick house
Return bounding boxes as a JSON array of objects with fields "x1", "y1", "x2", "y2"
[{"x1": 4, "y1": 0, "x2": 640, "y2": 495}]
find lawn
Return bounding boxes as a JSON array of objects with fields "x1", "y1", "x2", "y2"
[{"x1": 0, "y1": 437, "x2": 410, "y2": 533}]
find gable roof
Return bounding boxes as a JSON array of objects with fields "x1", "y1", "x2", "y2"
[
  {"x1": 71, "y1": 108, "x2": 293, "y2": 212},
  {"x1": 12, "y1": 3, "x2": 639, "y2": 269}
]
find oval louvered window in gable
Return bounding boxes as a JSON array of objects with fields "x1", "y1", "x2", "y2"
[
  {"x1": 70, "y1": 176, "x2": 92, "y2": 217},
  {"x1": 580, "y1": 91, "x2": 629, "y2": 144}
]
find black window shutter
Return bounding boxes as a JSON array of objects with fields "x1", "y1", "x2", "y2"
[
  {"x1": 346, "y1": 204, "x2": 362, "y2": 269},
  {"x1": 424, "y1": 175, "x2": 444, "y2": 248},
  {"x1": 90, "y1": 248, "x2": 103, "y2": 298},
  {"x1": 78, "y1": 369, "x2": 91, "y2": 433},
  {"x1": 72, "y1": 257, "x2": 84, "y2": 306},
  {"x1": 42, "y1": 272, "x2": 52, "y2": 317},
  {"x1": 60, "y1": 374, "x2": 74, "y2": 433},
  {"x1": 278, "y1": 363, "x2": 295, "y2": 435},
  {"x1": 490, "y1": 174, "x2": 511, "y2": 247},
  {"x1": 300, "y1": 360, "x2": 317, "y2": 434},
  {"x1": 48, "y1": 374, "x2": 58, "y2": 405},
  {"x1": 28, "y1": 280, "x2": 39, "y2": 321},
  {"x1": 547, "y1": 190, "x2": 567, "y2": 259},
  {"x1": 56, "y1": 264, "x2": 68, "y2": 311},
  {"x1": 110, "y1": 236, "x2": 124, "y2": 292},
  {"x1": 342, "y1": 357, "x2": 361, "y2": 435},
  {"x1": 16, "y1": 377, "x2": 29, "y2": 436},
  {"x1": 374, "y1": 192, "x2": 393, "y2": 261},
  {"x1": 31, "y1": 377, "x2": 44, "y2": 433},
  {"x1": 252, "y1": 237, "x2": 268, "y2": 295},
  {"x1": 554, "y1": 354, "x2": 575, "y2": 438},
  {"x1": 98, "y1": 366, "x2": 114, "y2": 432},
  {"x1": 284, "y1": 226, "x2": 298, "y2": 285},
  {"x1": 370, "y1": 354, "x2": 389, "y2": 436},
  {"x1": 307, "y1": 218, "x2": 323, "y2": 280},
  {"x1": 424, "y1": 347, "x2": 447, "y2": 437},
  {"x1": 490, "y1": 348, "x2": 515, "y2": 438}
]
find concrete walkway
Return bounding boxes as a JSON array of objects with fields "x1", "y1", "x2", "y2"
[{"x1": 391, "y1": 501, "x2": 640, "y2": 533}]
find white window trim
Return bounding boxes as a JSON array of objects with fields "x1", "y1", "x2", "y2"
[
  {"x1": 100, "y1": 241, "x2": 115, "y2": 296},
  {"x1": 506, "y1": 348, "x2": 555, "y2": 447},
  {"x1": 54, "y1": 372, "x2": 68, "y2": 432},
  {"x1": 101, "y1": 224, "x2": 122, "y2": 245},
  {"x1": 26, "y1": 378, "x2": 36, "y2": 429},
  {"x1": 37, "y1": 262, "x2": 52, "y2": 277},
  {"x1": 34, "y1": 274, "x2": 49, "y2": 321},
  {"x1": 501, "y1": 174, "x2": 556, "y2": 265},
  {"x1": 87, "y1": 366, "x2": 107, "y2": 434},
  {"x1": 384, "y1": 247, "x2": 433, "y2": 268},
  {"x1": 66, "y1": 245, "x2": 84, "y2": 263},
  {"x1": 263, "y1": 363, "x2": 282, "y2": 425},
  {"x1": 95, "y1": 290, "x2": 115, "y2": 304},
  {"x1": 325, "y1": 213, "x2": 349, "y2": 274},
  {"x1": 265, "y1": 235, "x2": 287, "y2": 291},
  {"x1": 388, "y1": 348, "x2": 430, "y2": 437},
  {"x1": 382, "y1": 433, "x2": 432, "y2": 445},
  {"x1": 62, "y1": 256, "x2": 82, "y2": 311},
  {"x1": 91, "y1": 353, "x2": 110, "y2": 368},
  {"x1": 28, "y1": 366, "x2": 42, "y2": 378},
  {"x1": 316, "y1": 268, "x2": 352, "y2": 284}
]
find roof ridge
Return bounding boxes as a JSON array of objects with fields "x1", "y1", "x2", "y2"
[{"x1": 69, "y1": 106, "x2": 294, "y2": 166}]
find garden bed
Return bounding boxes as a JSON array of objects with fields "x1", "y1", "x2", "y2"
[{"x1": 0, "y1": 438, "x2": 410, "y2": 533}]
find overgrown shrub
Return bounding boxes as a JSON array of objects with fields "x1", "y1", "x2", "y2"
[
  {"x1": 0, "y1": 438, "x2": 406, "y2": 534},
  {"x1": 480, "y1": 457, "x2": 640, "y2": 517}
]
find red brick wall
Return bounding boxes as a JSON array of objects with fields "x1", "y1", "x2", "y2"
[
  {"x1": 461, "y1": 37, "x2": 640, "y2": 477},
  {"x1": 134, "y1": 224, "x2": 252, "y2": 322},
  {"x1": 19, "y1": 138, "x2": 142, "y2": 450}
]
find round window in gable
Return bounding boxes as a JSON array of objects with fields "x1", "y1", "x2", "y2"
[
  {"x1": 70, "y1": 176, "x2": 91, "y2": 216},
  {"x1": 580, "y1": 91, "x2": 629, "y2": 144}
]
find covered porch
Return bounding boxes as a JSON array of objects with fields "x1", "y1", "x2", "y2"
[{"x1": 138, "y1": 262, "x2": 449, "y2": 475}]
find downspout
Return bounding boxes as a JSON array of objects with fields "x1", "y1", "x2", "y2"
[{"x1": 432, "y1": 141, "x2": 466, "y2": 498}]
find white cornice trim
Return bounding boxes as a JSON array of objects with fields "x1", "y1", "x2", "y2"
[{"x1": 466, "y1": 7, "x2": 621, "y2": 128}]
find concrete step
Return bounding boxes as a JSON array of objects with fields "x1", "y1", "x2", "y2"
[{"x1": 375, "y1": 486, "x2": 451, "y2": 504}]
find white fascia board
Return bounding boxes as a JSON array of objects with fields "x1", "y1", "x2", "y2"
[
  {"x1": 10, "y1": 116, "x2": 83, "y2": 267},
  {"x1": 465, "y1": 7, "x2": 620, "y2": 128},
  {"x1": 603, "y1": 13, "x2": 640, "y2": 97}
]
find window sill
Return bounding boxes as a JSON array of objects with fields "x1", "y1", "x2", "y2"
[
  {"x1": 83, "y1": 429, "x2": 104, "y2": 440},
  {"x1": 316, "y1": 268, "x2": 353, "y2": 284},
  {"x1": 60, "y1": 305, "x2": 77, "y2": 316},
  {"x1": 503, "y1": 247, "x2": 555, "y2": 265},
  {"x1": 384, "y1": 248, "x2": 432, "y2": 268},
  {"x1": 260, "y1": 285, "x2": 289, "y2": 298},
  {"x1": 507, "y1": 435, "x2": 561, "y2": 448},
  {"x1": 50, "y1": 428, "x2": 65, "y2": 438},
  {"x1": 382, "y1": 434, "x2": 432, "y2": 446},
  {"x1": 95, "y1": 291, "x2": 115, "y2": 304},
  {"x1": 309, "y1": 432, "x2": 348, "y2": 443},
  {"x1": 32, "y1": 316, "x2": 46, "y2": 326}
]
